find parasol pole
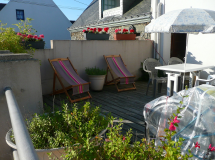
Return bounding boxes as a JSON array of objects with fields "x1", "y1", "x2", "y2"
[
  {"x1": 182, "y1": 33, "x2": 189, "y2": 90},
  {"x1": 184, "y1": 33, "x2": 189, "y2": 67}
]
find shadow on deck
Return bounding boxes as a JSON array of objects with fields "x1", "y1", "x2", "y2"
[{"x1": 43, "y1": 81, "x2": 167, "y2": 141}]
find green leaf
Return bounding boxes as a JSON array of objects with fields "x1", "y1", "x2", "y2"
[{"x1": 174, "y1": 123, "x2": 179, "y2": 127}]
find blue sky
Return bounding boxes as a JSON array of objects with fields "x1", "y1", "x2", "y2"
[{"x1": 0, "y1": 0, "x2": 92, "y2": 20}]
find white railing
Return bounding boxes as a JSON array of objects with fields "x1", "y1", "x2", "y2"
[{"x1": 4, "y1": 87, "x2": 39, "y2": 160}]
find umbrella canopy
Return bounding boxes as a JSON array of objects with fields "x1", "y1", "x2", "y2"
[{"x1": 145, "y1": 8, "x2": 215, "y2": 34}]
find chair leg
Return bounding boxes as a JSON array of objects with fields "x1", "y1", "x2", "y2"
[
  {"x1": 178, "y1": 76, "x2": 181, "y2": 91},
  {"x1": 146, "y1": 79, "x2": 152, "y2": 95},
  {"x1": 153, "y1": 79, "x2": 157, "y2": 97},
  {"x1": 158, "y1": 83, "x2": 162, "y2": 93}
]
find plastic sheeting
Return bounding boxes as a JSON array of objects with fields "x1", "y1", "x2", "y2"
[{"x1": 143, "y1": 84, "x2": 215, "y2": 159}]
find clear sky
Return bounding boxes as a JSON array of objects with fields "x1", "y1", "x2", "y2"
[{"x1": 0, "y1": 0, "x2": 92, "y2": 21}]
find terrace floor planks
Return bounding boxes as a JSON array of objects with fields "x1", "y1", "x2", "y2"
[{"x1": 43, "y1": 81, "x2": 167, "y2": 140}]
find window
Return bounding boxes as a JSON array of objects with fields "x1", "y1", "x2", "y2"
[
  {"x1": 103, "y1": 0, "x2": 119, "y2": 10},
  {"x1": 16, "y1": 10, "x2": 25, "y2": 20},
  {"x1": 104, "y1": 0, "x2": 115, "y2": 10}
]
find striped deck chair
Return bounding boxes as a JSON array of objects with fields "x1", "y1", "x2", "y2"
[
  {"x1": 48, "y1": 58, "x2": 92, "y2": 103},
  {"x1": 104, "y1": 55, "x2": 136, "y2": 92}
]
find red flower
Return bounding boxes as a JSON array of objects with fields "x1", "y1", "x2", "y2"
[
  {"x1": 123, "y1": 29, "x2": 128, "y2": 33},
  {"x1": 93, "y1": 28, "x2": 97, "y2": 32},
  {"x1": 104, "y1": 27, "x2": 109, "y2": 33},
  {"x1": 115, "y1": 29, "x2": 119, "y2": 33},
  {"x1": 90, "y1": 28, "x2": 94, "y2": 31},
  {"x1": 169, "y1": 122, "x2": 176, "y2": 131},
  {"x1": 27, "y1": 35, "x2": 32, "y2": 38},
  {"x1": 33, "y1": 35, "x2": 38, "y2": 39},
  {"x1": 123, "y1": 136, "x2": 126, "y2": 141},
  {"x1": 195, "y1": 142, "x2": 200, "y2": 148},
  {"x1": 22, "y1": 34, "x2": 27, "y2": 38},
  {"x1": 17, "y1": 32, "x2": 22, "y2": 36},
  {"x1": 208, "y1": 144, "x2": 215, "y2": 151},
  {"x1": 105, "y1": 138, "x2": 111, "y2": 142},
  {"x1": 83, "y1": 29, "x2": 86, "y2": 33},
  {"x1": 87, "y1": 27, "x2": 90, "y2": 31},
  {"x1": 130, "y1": 29, "x2": 134, "y2": 33},
  {"x1": 98, "y1": 28, "x2": 102, "y2": 32},
  {"x1": 173, "y1": 116, "x2": 180, "y2": 123},
  {"x1": 37, "y1": 37, "x2": 41, "y2": 40},
  {"x1": 39, "y1": 34, "x2": 44, "y2": 38}
]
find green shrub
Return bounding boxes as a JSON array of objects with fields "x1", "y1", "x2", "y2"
[
  {"x1": 85, "y1": 66, "x2": 107, "y2": 75},
  {"x1": 0, "y1": 22, "x2": 27, "y2": 53},
  {"x1": 26, "y1": 102, "x2": 110, "y2": 149},
  {"x1": 0, "y1": 18, "x2": 36, "y2": 53}
]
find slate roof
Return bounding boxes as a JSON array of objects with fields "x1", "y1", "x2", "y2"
[
  {"x1": 69, "y1": 0, "x2": 151, "y2": 32},
  {"x1": 0, "y1": 3, "x2": 6, "y2": 11}
]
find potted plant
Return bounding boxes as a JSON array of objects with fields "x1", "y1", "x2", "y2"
[
  {"x1": 83, "y1": 27, "x2": 109, "y2": 40},
  {"x1": 18, "y1": 33, "x2": 45, "y2": 49},
  {"x1": 6, "y1": 102, "x2": 110, "y2": 160},
  {"x1": 114, "y1": 28, "x2": 136, "y2": 40},
  {"x1": 85, "y1": 66, "x2": 107, "y2": 91},
  {"x1": 14, "y1": 18, "x2": 45, "y2": 49}
]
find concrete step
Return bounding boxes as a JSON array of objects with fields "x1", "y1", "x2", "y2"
[{"x1": 0, "y1": 50, "x2": 12, "y2": 54}]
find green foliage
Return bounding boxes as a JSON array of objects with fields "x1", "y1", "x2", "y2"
[
  {"x1": 26, "y1": 102, "x2": 110, "y2": 149},
  {"x1": 11, "y1": 87, "x2": 194, "y2": 159},
  {"x1": 85, "y1": 66, "x2": 107, "y2": 75},
  {"x1": 0, "y1": 18, "x2": 35, "y2": 53},
  {"x1": 64, "y1": 119, "x2": 164, "y2": 159},
  {"x1": 13, "y1": 18, "x2": 37, "y2": 35},
  {"x1": 0, "y1": 21, "x2": 26, "y2": 53}
]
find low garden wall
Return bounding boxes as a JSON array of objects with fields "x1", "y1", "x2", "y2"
[
  {"x1": 34, "y1": 40, "x2": 153, "y2": 95},
  {"x1": 0, "y1": 52, "x2": 43, "y2": 160}
]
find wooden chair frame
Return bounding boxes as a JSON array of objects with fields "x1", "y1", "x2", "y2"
[
  {"x1": 48, "y1": 57, "x2": 92, "y2": 103},
  {"x1": 103, "y1": 54, "x2": 136, "y2": 92}
]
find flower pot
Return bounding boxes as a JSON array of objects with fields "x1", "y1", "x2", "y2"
[
  {"x1": 114, "y1": 34, "x2": 136, "y2": 40},
  {"x1": 6, "y1": 127, "x2": 107, "y2": 160},
  {"x1": 88, "y1": 75, "x2": 106, "y2": 91},
  {"x1": 84, "y1": 33, "x2": 109, "y2": 40},
  {"x1": 21, "y1": 41, "x2": 45, "y2": 49}
]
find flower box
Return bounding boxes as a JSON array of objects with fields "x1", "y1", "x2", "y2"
[
  {"x1": 6, "y1": 127, "x2": 108, "y2": 160},
  {"x1": 84, "y1": 33, "x2": 109, "y2": 40},
  {"x1": 22, "y1": 41, "x2": 45, "y2": 49},
  {"x1": 114, "y1": 34, "x2": 136, "y2": 40}
]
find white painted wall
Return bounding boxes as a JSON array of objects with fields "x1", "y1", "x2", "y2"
[
  {"x1": 151, "y1": 0, "x2": 215, "y2": 78},
  {"x1": 0, "y1": 0, "x2": 71, "y2": 49}
]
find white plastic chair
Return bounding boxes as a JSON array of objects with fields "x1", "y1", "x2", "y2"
[
  {"x1": 195, "y1": 75, "x2": 215, "y2": 86},
  {"x1": 143, "y1": 58, "x2": 167, "y2": 97}
]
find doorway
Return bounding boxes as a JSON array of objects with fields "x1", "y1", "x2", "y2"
[{"x1": 170, "y1": 33, "x2": 187, "y2": 61}]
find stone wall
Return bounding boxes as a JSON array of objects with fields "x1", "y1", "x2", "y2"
[{"x1": 71, "y1": 23, "x2": 150, "y2": 40}]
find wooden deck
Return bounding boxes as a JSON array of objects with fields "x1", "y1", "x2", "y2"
[{"x1": 43, "y1": 81, "x2": 167, "y2": 142}]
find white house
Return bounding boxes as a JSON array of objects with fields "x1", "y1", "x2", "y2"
[
  {"x1": 0, "y1": 0, "x2": 72, "y2": 49},
  {"x1": 150, "y1": 0, "x2": 215, "y2": 79}
]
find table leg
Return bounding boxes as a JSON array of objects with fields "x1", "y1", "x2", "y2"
[
  {"x1": 166, "y1": 73, "x2": 171, "y2": 96},
  {"x1": 173, "y1": 74, "x2": 180, "y2": 94},
  {"x1": 190, "y1": 71, "x2": 201, "y2": 88},
  {"x1": 182, "y1": 72, "x2": 185, "y2": 90},
  {"x1": 189, "y1": 72, "x2": 193, "y2": 88}
]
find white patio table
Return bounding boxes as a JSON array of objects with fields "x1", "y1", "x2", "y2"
[{"x1": 155, "y1": 64, "x2": 215, "y2": 96}]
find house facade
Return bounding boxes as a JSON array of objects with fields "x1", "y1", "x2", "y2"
[
  {"x1": 68, "y1": 0, "x2": 151, "y2": 40},
  {"x1": 150, "y1": 0, "x2": 215, "y2": 78},
  {"x1": 0, "y1": 0, "x2": 71, "y2": 49}
]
